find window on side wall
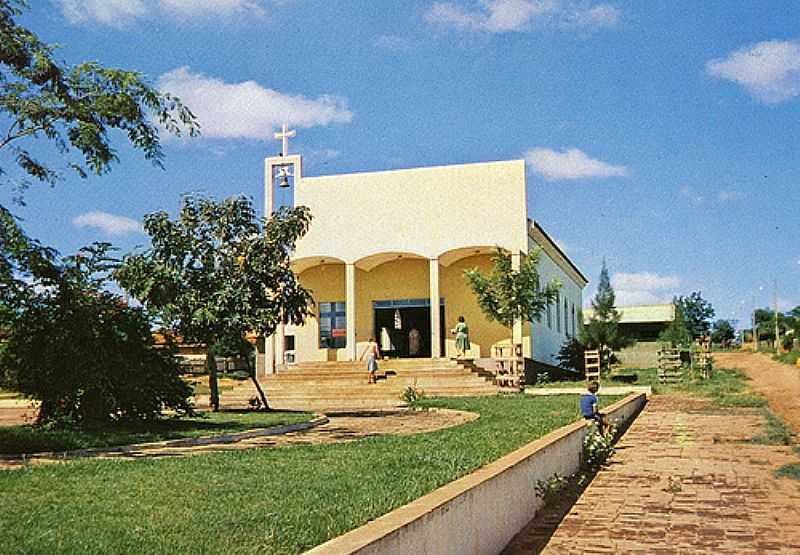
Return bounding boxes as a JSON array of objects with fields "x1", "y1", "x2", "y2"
[
  {"x1": 546, "y1": 300, "x2": 552, "y2": 328},
  {"x1": 564, "y1": 298, "x2": 569, "y2": 336},
  {"x1": 571, "y1": 304, "x2": 577, "y2": 336},
  {"x1": 319, "y1": 301, "x2": 346, "y2": 349},
  {"x1": 555, "y1": 293, "x2": 561, "y2": 333}
]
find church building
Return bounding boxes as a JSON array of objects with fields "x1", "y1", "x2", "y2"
[{"x1": 258, "y1": 129, "x2": 588, "y2": 375}]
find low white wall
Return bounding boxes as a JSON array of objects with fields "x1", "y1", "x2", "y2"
[{"x1": 306, "y1": 393, "x2": 646, "y2": 555}]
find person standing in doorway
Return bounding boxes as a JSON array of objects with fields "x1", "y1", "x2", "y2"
[
  {"x1": 360, "y1": 337, "x2": 381, "y2": 384},
  {"x1": 408, "y1": 326, "x2": 422, "y2": 357},
  {"x1": 451, "y1": 316, "x2": 470, "y2": 358}
]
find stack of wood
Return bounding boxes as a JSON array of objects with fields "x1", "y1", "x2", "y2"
[
  {"x1": 584, "y1": 349, "x2": 601, "y2": 382},
  {"x1": 696, "y1": 336, "x2": 713, "y2": 379},
  {"x1": 494, "y1": 343, "x2": 524, "y2": 391},
  {"x1": 657, "y1": 347, "x2": 682, "y2": 384}
]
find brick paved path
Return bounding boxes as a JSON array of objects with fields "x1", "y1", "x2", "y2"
[{"x1": 504, "y1": 395, "x2": 800, "y2": 554}]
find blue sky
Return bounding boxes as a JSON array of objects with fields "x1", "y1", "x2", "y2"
[{"x1": 4, "y1": 1, "x2": 800, "y2": 327}]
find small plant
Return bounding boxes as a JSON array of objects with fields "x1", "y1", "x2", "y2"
[
  {"x1": 582, "y1": 425, "x2": 616, "y2": 470},
  {"x1": 401, "y1": 382, "x2": 426, "y2": 409},
  {"x1": 535, "y1": 473, "x2": 569, "y2": 505},
  {"x1": 775, "y1": 463, "x2": 800, "y2": 481},
  {"x1": 248, "y1": 397, "x2": 263, "y2": 410},
  {"x1": 662, "y1": 476, "x2": 683, "y2": 493},
  {"x1": 535, "y1": 372, "x2": 551, "y2": 386}
]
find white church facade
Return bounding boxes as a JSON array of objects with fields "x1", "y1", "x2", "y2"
[{"x1": 259, "y1": 134, "x2": 587, "y2": 374}]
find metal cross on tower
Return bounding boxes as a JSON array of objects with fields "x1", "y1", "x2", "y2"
[{"x1": 273, "y1": 123, "x2": 296, "y2": 157}]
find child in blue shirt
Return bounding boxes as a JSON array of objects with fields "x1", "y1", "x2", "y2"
[{"x1": 580, "y1": 381, "x2": 608, "y2": 434}]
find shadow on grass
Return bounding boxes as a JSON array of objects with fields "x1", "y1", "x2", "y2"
[{"x1": 0, "y1": 409, "x2": 311, "y2": 455}]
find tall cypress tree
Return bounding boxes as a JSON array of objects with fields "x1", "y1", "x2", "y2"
[{"x1": 581, "y1": 260, "x2": 630, "y2": 353}]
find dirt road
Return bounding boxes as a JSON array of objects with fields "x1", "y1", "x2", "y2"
[{"x1": 716, "y1": 351, "x2": 800, "y2": 433}]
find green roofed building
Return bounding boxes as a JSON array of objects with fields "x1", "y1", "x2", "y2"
[{"x1": 583, "y1": 304, "x2": 675, "y2": 368}]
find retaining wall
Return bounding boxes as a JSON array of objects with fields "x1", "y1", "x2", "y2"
[{"x1": 307, "y1": 392, "x2": 646, "y2": 555}]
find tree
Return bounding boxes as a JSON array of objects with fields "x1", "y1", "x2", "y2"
[
  {"x1": 0, "y1": 239, "x2": 192, "y2": 424},
  {"x1": 581, "y1": 260, "x2": 631, "y2": 355},
  {"x1": 674, "y1": 292, "x2": 715, "y2": 339},
  {"x1": 658, "y1": 303, "x2": 692, "y2": 348},
  {"x1": 116, "y1": 195, "x2": 314, "y2": 411},
  {"x1": 710, "y1": 319, "x2": 735, "y2": 347},
  {"x1": 556, "y1": 336, "x2": 585, "y2": 374},
  {"x1": 464, "y1": 247, "x2": 560, "y2": 349},
  {"x1": 0, "y1": 0, "x2": 197, "y2": 199}
]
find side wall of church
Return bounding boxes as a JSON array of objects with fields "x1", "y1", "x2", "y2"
[{"x1": 528, "y1": 237, "x2": 584, "y2": 367}]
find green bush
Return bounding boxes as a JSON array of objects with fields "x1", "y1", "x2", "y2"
[{"x1": 0, "y1": 246, "x2": 192, "y2": 424}]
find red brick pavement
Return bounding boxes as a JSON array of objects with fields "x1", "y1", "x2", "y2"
[{"x1": 504, "y1": 395, "x2": 800, "y2": 554}]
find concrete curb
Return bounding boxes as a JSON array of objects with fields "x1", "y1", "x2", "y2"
[
  {"x1": 306, "y1": 393, "x2": 647, "y2": 555},
  {"x1": 0, "y1": 414, "x2": 328, "y2": 464},
  {"x1": 526, "y1": 385, "x2": 652, "y2": 397}
]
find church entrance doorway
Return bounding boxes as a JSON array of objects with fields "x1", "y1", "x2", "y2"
[{"x1": 373, "y1": 299, "x2": 445, "y2": 358}]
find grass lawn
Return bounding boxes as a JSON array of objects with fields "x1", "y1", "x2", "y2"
[
  {"x1": 0, "y1": 411, "x2": 312, "y2": 455},
  {"x1": 0, "y1": 394, "x2": 618, "y2": 554}
]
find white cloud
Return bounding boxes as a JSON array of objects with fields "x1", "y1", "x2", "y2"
[
  {"x1": 717, "y1": 190, "x2": 746, "y2": 203},
  {"x1": 525, "y1": 147, "x2": 627, "y2": 180},
  {"x1": 680, "y1": 185, "x2": 705, "y2": 205},
  {"x1": 611, "y1": 271, "x2": 680, "y2": 307},
  {"x1": 73, "y1": 211, "x2": 143, "y2": 236},
  {"x1": 57, "y1": 0, "x2": 147, "y2": 27},
  {"x1": 158, "y1": 0, "x2": 265, "y2": 17},
  {"x1": 425, "y1": 0, "x2": 620, "y2": 33},
  {"x1": 612, "y1": 272, "x2": 680, "y2": 291},
  {"x1": 56, "y1": 0, "x2": 268, "y2": 26},
  {"x1": 157, "y1": 67, "x2": 353, "y2": 140},
  {"x1": 374, "y1": 34, "x2": 415, "y2": 51},
  {"x1": 707, "y1": 39, "x2": 800, "y2": 104}
]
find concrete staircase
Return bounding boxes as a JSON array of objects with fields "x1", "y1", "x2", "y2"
[{"x1": 219, "y1": 359, "x2": 498, "y2": 411}]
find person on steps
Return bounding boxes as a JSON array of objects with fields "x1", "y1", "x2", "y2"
[
  {"x1": 360, "y1": 337, "x2": 381, "y2": 384},
  {"x1": 451, "y1": 316, "x2": 470, "y2": 359}
]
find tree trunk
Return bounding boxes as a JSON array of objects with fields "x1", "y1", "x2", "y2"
[
  {"x1": 249, "y1": 372, "x2": 270, "y2": 411},
  {"x1": 206, "y1": 347, "x2": 220, "y2": 412}
]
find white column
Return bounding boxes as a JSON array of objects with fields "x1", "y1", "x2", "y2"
[
  {"x1": 275, "y1": 324, "x2": 285, "y2": 369},
  {"x1": 511, "y1": 252, "x2": 523, "y2": 349},
  {"x1": 346, "y1": 263, "x2": 357, "y2": 361},
  {"x1": 264, "y1": 334, "x2": 275, "y2": 375},
  {"x1": 429, "y1": 258, "x2": 441, "y2": 358},
  {"x1": 264, "y1": 158, "x2": 275, "y2": 216}
]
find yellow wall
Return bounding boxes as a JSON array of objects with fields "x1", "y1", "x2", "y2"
[
  {"x1": 439, "y1": 254, "x2": 528, "y2": 358},
  {"x1": 291, "y1": 264, "x2": 346, "y2": 362},
  {"x1": 292, "y1": 255, "x2": 537, "y2": 362}
]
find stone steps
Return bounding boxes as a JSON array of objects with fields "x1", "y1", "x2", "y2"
[{"x1": 218, "y1": 358, "x2": 497, "y2": 410}]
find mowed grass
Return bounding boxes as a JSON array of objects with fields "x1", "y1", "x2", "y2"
[
  {"x1": 0, "y1": 411, "x2": 312, "y2": 455},
  {"x1": 0, "y1": 394, "x2": 615, "y2": 554}
]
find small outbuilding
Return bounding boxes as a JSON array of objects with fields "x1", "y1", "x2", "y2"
[{"x1": 583, "y1": 304, "x2": 675, "y2": 368}]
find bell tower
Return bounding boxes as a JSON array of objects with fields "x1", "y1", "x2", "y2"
[
  {"x1": 264, "y1": 123, "x2": 302, "y2": 215},
  {"x1": 260, "y1": 123, "x2": 303, "y2": 376}
]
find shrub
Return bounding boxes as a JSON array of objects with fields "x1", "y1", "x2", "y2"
[
  {"x1": 0, "y1": 246, "x2": 192, "y2": 424},
  {"x1": 556, "y1": 337, "x2": 585, "y2": 374},
  {"x1": 401, "y1": 383, "x2": 426, "y2": 408}
]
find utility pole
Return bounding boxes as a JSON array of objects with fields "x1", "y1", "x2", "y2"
[
  {"x1": 774, "y1": 279, "x2": 780, "y2": 353},
  {"x1": 752, "y1": 296, "x2": 758, "y2": 352}
]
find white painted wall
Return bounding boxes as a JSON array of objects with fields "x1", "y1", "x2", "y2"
[
  {"x1": 528, "y1": 235, "x2": 584, "y2": 367},
  {"x1": 293, "y1": 160, "x2": 529, "y2": 263},
  {"x1": 307, "y1": 393, "x2": 647, "y2": 555}
]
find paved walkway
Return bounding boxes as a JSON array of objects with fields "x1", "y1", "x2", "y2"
[{"x1": 504, "y1": 395, "x2": 800, "y2": 554}]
